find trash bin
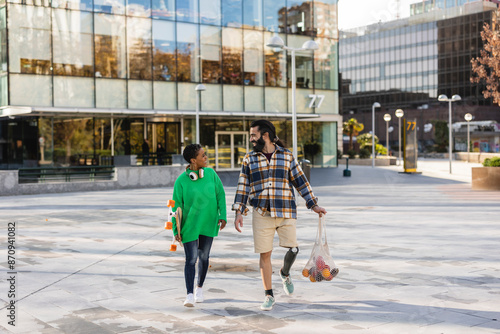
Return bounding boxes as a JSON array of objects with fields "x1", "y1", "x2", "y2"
[{"x1": 300, "y1": 159, "x2": 311, "y2": 182}]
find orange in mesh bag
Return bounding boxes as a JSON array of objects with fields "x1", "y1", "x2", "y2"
[{"x1": 302, "y1": 215, "x2": 339, "y2": 282}]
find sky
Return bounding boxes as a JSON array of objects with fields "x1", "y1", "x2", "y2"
[{"x1": 338, "y1": 0, "x2": 420, "y2": 30}]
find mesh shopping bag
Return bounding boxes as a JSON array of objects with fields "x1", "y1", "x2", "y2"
[{"x1": 302, "y1": 215, "x2": 339, "y2": 282}]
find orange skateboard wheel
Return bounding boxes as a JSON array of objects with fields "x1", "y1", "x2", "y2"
[
  {"x1": 165, "y1": 221, "x2": 172, "y2": 230},
  {"x1": 169, "y1": 244, "x2": 177, "y2": 251},
  {"x1": 167, "y1": 200, "x2": 175, "y2": 207}
]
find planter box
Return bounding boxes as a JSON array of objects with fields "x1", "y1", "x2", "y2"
[{"x1": 471, "y1": 167, "x2": 500, "y2": 191}]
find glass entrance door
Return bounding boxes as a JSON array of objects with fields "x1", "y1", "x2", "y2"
[
  {"x1": 215, "y1": 131, "x2": 248, "y2": 170},
  {"x1": 148, "y1": 122, "x2": 180, "y2": 165}
]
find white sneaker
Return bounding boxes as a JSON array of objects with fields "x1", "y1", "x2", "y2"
[
  {"x1": 184, "y1": 293, "x2": 194, "y2": 307},
  {"x1": 195, "y1": 287, "x2": 204, "y2": 303}
]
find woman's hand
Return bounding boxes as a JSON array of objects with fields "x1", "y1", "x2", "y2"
[
  {"x1": 219, "y1": 219, "x2": 227, "y2": 231},
  {"x1": 175, "y1": 234, "x2": 182, "y2": 243}
]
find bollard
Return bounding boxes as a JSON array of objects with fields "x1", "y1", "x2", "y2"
[
  {"x1": 300, "y1": 159, "x2": 311, "y2": 182},
  {"x1": 343, "y1": 157, "x2": 351, "y2": 177}
]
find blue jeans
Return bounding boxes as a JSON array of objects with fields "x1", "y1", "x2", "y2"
[{"x1": 183, "y1": 235, "x2": 214, "y2": 294}]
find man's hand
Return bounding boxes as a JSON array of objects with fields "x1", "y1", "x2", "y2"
[
  {"x1": 312, "y1": 205, "x2": 327, "y2": 217},
  {"x1": 234, "y1": 213, "x2": 243, "y2": 233},
  {"x1": 219, "y1": 219, "x2": 227, "y2": 231}
]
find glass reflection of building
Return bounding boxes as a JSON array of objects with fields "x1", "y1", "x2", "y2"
[
  {"x1": 339, "y1": 1, "x2": 500, "y2": 150},
  {"x1": 0, "y1": 0, "x2": 340, "y2": 170}
]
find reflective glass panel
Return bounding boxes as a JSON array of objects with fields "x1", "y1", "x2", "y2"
[
  {"x1": 153, "y1": 20, "x2": 176, "y2": 81},
  {"x1": 243, "y1": 0, "x2": 263, "y2": 29},
  {"x1": 52, "y1": 0, "x2": 92, "y2": 11},
  {"x1": 127, "y1": 0, "x2": 151, "y2": 17},
  {"x1": 54, "y1": 76, "x2": 94, "y2": 107},
  {"x1": 287, "y1": 0, "x2": 313, "y2": 35},
  {"x1": 222, "y1": 0, "x2": 242, "y2": 27},
  {"x1": 243, "y1": 30, "x2": 263, "y2": 86},
  {"x1": 94, "y1": 14, "x2": 126, "y2": 78},
  {"x1": 94, "y1": 0, "x2": 124, "y2": 14},
  {"x1": 314, "y1": 38, "x2": 337, "y2": 90},
  {"x1": 201, "y1": 25, "x2": 221, "y2": 84},
  {"x1": 152, "y1": 0, "x2": 175, "y2": 19},
  {"x1": 177, "y1": 23, "x2": 199, "y2": 82},
  {"x1": 8, "y1": 5, "x2": 51, "y2": 74},
  {"x1": 263, "y1": 0, "x2": 285, "y2": 32},
  {"x1": 127, "y1": 17, "x2": 152, "y2": 80},
  {"x1": 52, "y1": 10, "x2": 93, "y2": 77},
  {"x1": 264, "y1": 32, "x2": 286, "y2": 87},
  {"x1": 176, "y1": 0, "x2": 198, "y2": 23},
  {"x1": 222, "y1": 28, "x2": 242, "y2": 85},
  {"x1": 200, "y1": 0, "x2": 221, "y2": 25},
  {"x1": 9, "y1": 74, "x2": 52, "y2": 106},
  {"x1": 96, "y1": 78, "x2": 127, "y2": 108},
  {"x1": 315, "y1": 0, "x2": 337, "y2": 38}
]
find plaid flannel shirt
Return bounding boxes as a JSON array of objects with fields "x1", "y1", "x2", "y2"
[{"x1": 232, "y1": 145, "x2": 318, "y2": 219}]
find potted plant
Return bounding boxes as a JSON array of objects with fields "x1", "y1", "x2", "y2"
[{"x1": 471, "y1": 157, "x2": 500, "y2": 190}]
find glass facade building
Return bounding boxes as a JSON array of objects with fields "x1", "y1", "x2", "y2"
[
  {"x1": 0, "y1": 0, "x2": 340, "y2": 170},
  {"x1": 339, "y1": 1, "x2": 500, "y2": 152}
]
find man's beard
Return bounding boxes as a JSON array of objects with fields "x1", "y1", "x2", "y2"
[{"x1": 252, "y1": 137, "x2": 266, "y2": 152}]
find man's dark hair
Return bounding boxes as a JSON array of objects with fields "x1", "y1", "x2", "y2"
[
  {"x1": 183, "y1": 144, "x2": 202, "y2": 163},
  {"x1": 250, "y1": 120, "x2": 285, "y2": 147}
]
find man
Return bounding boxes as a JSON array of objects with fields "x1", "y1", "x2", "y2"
[
  {"x1": 233, "y1": 119, "x2": 327, "y2": 311},
  {"x1": 142, "y1": 139, "x2": 150, "y2": 166}
]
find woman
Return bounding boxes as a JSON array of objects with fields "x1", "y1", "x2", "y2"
[{"x1": 171, "y1": 144, "x2": 227, "y2": 307}]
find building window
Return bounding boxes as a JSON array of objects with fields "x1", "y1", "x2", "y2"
[
  {"x1": 153, "y1": 20, "x2": 176, "y2": 81},
  {"x1": 200, "y1": 0, "x2": 221, "y2": 25},
  {"x1": 176, "y1": 0, "x2": 198, "y2": 23},
  {"x1": 222, "y1": 0, "x2": 242, "y2": 27},
  {"x1": 201, "y1": 25, "x2": 222, "y2": 84},
  {"x1": 127, "y1": 17, "x2": 152, "y2": 80},
  {"x1": 152, "y1": 0, "x2": 175, "y2": 20},
  {"x1": 94, "y1": 0, "x2": 125, "y2": 14},
  {"x1": 94, "y1": 14, "x2": 127, "y2": 78},
  {"x1": 243, "y1": 0, "x2": 263, "y2": 30},
  {"x1": 8, "y1": 5, "x2": 51, "y2": 75},
  {"x1": 126, "y1": 0, "x2": 151, "y2": 17},
  {"x1": 176, "y1": 22, "x2": 199, "y2": 82},
  {"x1": 264, "y1": 0, "x2": 285, "y2": 32},
  {"x1": 243, "y1": 30, "x2": 264, "y2": 86},
  {"x1": 222, "y1": 27, "x2": 242, "y2": 85},
  {"x1": 264, "y1": 32, "x2": 286, "y2": 87},
  {"x1": 52, "y1": 10, "x2": 93, "y2": 77}
]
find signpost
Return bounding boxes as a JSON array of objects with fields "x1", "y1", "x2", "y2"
[{"x1": 403, "y1": 118, "x2": 418, "y2": 173}]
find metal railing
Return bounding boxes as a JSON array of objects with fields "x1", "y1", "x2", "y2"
[{"x1": 18, "y1": 166, "x2": 115, "y2": 184}]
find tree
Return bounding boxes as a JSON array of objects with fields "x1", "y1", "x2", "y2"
[
  {"x1": 342, "y1": 118, "x2": 364, "y2": 151},
  {"x1": 471, "y1": 12, "x2": 500, "y2": 105}
]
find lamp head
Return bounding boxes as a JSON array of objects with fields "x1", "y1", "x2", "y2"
[
  {"x1": 464, "y1": 113, "x2": 473, "y2": 122},
  {"x1": 438, "y1": 94, "x2": 448, "y2": 101},
  {"x1": 395, "y1": 109, "x2": 404, "y2": 118},
  {"x1": 372, "y1": 102, "x2": 381, "y2": 108},
  {"x1": 195, "y1": 84, "x2": 206, "y2": 91},
  {"x1": 451, "y1": 94, "x2": 461, "y2": 102},
  {"x1": 383, "y1": 114, "x2": 391, "y2": 122},
  {"x1": 301, "y1": 40, "x2": 319, "y2": 51},
  {"x1": 266, "y1": 35, "x2": 285, "y2": 49}
]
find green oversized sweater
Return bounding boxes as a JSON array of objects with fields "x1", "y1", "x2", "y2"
[{"x1": 171, "y1": 167, "x2": 227, "y2": 244}]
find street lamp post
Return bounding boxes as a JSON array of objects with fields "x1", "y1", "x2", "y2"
[
  {"x1": 438, "y1": 94, "x2": 461, "y2": 174},
  {"x1": 384, "y1": 114, "x2": 391, "y2": 156},
  {"x1": 195, "y1": 84, "x2": 206, "y2": 144},
  {"x1": 465, "y1": 113, "x2": 473, "y2": 163},
  {"x1": 372, "y1": 102, "x2": 381, "y2": 168},
  {"x1": 266, "y1": 36, "x2": 319, "y2": 159},
  {"x1": 395, "y1": 109, "x2": 404, "y2": 166}
]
